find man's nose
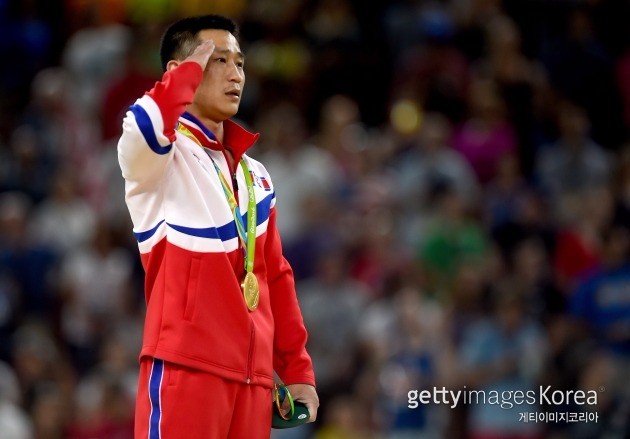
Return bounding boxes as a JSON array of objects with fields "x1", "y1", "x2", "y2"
[{"x1": 228, "y1": 62, "x2": 243, "y2": 83}]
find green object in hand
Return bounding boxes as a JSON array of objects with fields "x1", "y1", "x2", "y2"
[{"x1": 271, "y1": 383, "x2": 310, "y2": 429}]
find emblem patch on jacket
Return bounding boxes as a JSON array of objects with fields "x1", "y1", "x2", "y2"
[{"x1": 249, "y1": 171, "x2": 272, "y2": 191}]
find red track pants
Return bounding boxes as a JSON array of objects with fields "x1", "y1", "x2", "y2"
[{"x1": 135, "y1": 357, "x2": 272, "y2": 439}]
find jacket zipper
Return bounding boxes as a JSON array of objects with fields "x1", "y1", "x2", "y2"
[
  {"x1": 246, "y1": 319, "x2": 255, "y2": 383},
  {"x1": 231, "y1": 173, "x2": 239, "y2": 197},
  {"x1": 221, "y1": 150, "x2": 239, "y2": 201}
]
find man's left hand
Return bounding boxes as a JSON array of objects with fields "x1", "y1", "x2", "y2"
[{"x1": 285, "y1": 384, "x2": 319, "y2": 423}]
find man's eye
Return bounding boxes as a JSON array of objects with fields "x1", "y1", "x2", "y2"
[
  {"x1": 237, "y1": 62, "x2": 244, "y2": 68},
  {"x1": 216, "y1": 57, "x2": 226, "y2": 63}
]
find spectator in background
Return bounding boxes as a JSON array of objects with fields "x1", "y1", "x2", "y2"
[
  {"x1": 375, "y1": 287, "x2": 451, "y2": 439},
  {"x1": 65, "y1": 372, "x2": 134, "y2": 439},
  {"x1": 471, "y1": 14, "x2": 549, "y2": 177},
  {"x1": 301, "y1": 0, "x2": 387, "y2": 125},
  {"x1": 483, "y1": 153, "x2": 531, "y2": 234},
  {"x1": 508, "y1": 236, "x2": 565, "y2": 323},
  {"x1": 540, "y1": 5, "x2": 625, "y2": 148},
  {"x1": 0, "y1": 126, "x2": 55, "y2": 204},
  {"x1": 100, "y1": 25, "x2": 161, "y2": 144},
  {"x1": 0, "y1": 192, "x2": 58, "y2": 319},
  {"x1": 417, "y1": 181, "x2": 487, "y2": 296},
  {"x1": 0, "y1": 0, "x2": 57, "y2": 105},
  {"x1": 29, "y1": 381, "x2": 67, "y2": 439},
  {"x1": 615, "y1": 48, "x2": 630, "y2": 137},
  {"x1": 75, "y1": 24, "x2": 162, "y2": 225},
  {"x1": 611, "y1": 147, "x2": 630, "y2": 228},
  {"x1": 451, "y1": 0, "x2": 505, "y2": 61},
  {"x1": 615, "y1": 47, "x2": 630, "y2": 131},
  {"x1": 256, "y1": 102, "x2": 340, "y2": 246},
  {"x1": 570, "y1": 223, "x2": 630, "y2": 358},
  {"x1": 565, "y1": 351, "x2": 630, "y2": 439},
  {"x1": 0, "y1": 361, "x2": 33, "y2": 439},
  {"x1": 444, "y1": 260, "x2": 490, "y2": 352},
  {"x1": 452, "y1": 78, "x2": 518, "y2": 185},
  {"x1": 459, "y1": 288, "x2": 547, "y2": 439},
  {"x1": 311, "y1": 94, "x2": 368, "y2": 184},
  {"x1": 552, "y1": 185, "x2": 614, "y2": 294},
  {"x1": 62, "y1": 5, "x2": 132, "y2": 116},
  {"x1": 348, "y1": 205, "x2": 406, "y2": 297},
  {"x1": 394, "y1": 111, "x2": 480, "y2": 215},
  {"x1": 243, "y1": 0, "x2": 312, "y2": 114},
  {"x1": 313, "y1": 394, "x2": 371, "y2": 439},
  {"x1": 28, "y1": 167, "x2": 96, "y2": 255},
  {"x1": 21, "y1": 67, "x2": 98, "y2": 174},
  {"x1": 58, "y1": 221, "x2": 134, "y2": 373},
  {"x1": 2, "y1": 62, "x2": 100, "y2": 206},
  {"x1": 387, "y1": 3, "x2": 470, "y2": 122},
  {"x1": 394, "y1": 112, "x2": 480, "y2": 263},
  {"x1": 535, "y1": 100, "x2": 611, "y2": 216},
  {"x1": 568, "y1": 222, "x2": 630, "y2": 437},
  {"x1": 298, "y1": 249, "x2": 368, "y2": 402},
  {"x1": 276, "y1": 190, "x2": 342, "y2": 281},
  {"x1": 10, "y1": 322, "x2": 75, "y2": 436}
]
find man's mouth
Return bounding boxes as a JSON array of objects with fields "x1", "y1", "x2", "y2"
[{"x1": 226, "y1": 90, "x2": 240, "y2": 98}]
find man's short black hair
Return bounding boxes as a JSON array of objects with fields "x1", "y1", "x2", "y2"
[{"x1": 160, "y1": 14, "x2": 239, "y2": 72}]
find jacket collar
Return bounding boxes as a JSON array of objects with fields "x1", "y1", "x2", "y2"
[{"x1": 178, "y1": 111, "x2": 260, "y2": 163}]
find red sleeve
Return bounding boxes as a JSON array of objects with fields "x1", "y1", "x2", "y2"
[
  {"x1": 146, "y1": 61, "x2": 203, "y2": 142},
  {"x1": 118, "y1": 62, "x2": 203, "y2": 184},
  {"x1": 266, "y1": 208, "x2": 316, "y2": 386}
]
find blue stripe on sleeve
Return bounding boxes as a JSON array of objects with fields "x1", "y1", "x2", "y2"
[
  {"x1": 133, "y1": 220, "x2": 165, "y2": 243},
  {"x1": 130, "y1": 104, "x2": 172, "y2": 155}
]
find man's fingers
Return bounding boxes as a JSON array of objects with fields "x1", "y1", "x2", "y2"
[
  {"x1": 195, "y1": 39, "x2": 215, "y2": 53},
  {"x1": 186, "y1": 40, "x2": 215, "y2": 70},
  {"x1": 281, "y1": 394, "x2": 292, "y2": 416},
  {"x1": 304, "y1": 401, "x2": 318, "y2": 422}
]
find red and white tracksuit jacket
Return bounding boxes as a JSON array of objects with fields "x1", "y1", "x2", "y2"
[{"x1": 117, "y1": 61, "x2": 315, "y2": 389}]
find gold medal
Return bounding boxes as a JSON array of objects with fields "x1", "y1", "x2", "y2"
[{"x1": 241, "y1": 272, "x2": 259, "y2": 311}]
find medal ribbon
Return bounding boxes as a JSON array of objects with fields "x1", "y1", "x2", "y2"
[{"x1": 177, "y1": 123, "x2": 256, "y2": 274}]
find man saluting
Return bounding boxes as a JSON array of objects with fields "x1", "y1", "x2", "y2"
[{"x1": 117, "y1": 14, "x2": 318, "y2": 438}]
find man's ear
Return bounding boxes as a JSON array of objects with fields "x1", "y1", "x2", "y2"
[{"x1": 166, "y1": 60, "x2": 181, "y2": 71}]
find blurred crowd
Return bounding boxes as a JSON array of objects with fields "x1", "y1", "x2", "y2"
[{"x1": 1, "y1": 0, "x2": 630, "y2": 438}]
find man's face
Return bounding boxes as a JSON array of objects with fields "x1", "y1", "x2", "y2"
[{"x1": 192, "y1": 29, "x2": 245, "y2": 122}]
